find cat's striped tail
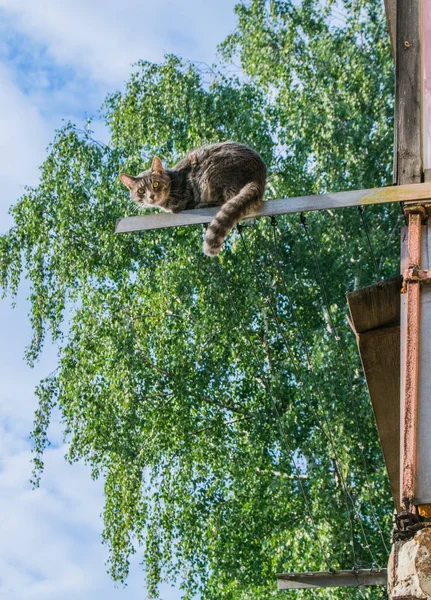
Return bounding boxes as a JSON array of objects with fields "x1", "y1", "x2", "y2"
[{"x1": 203, "y1": 183, "x2": 264, "y2": 256}]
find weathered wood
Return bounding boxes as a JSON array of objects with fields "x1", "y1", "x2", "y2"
[
  {"x1": 396, "y1": 0, "x2": 421, "y2": 184},
  {"x1": 347, "y1": 276, "x2": 402, "y2": 332},
  {"x1": 424, "y1": 0, "x2": 431, "y2": 172},
  {"x1": 356, "y1": 325, "x2": 401, "y2": 511},
  {"x1": 347, "y1": 277, "x2": 402, "y2": 511},
  {"x1": 277, "y1": 569, "x2": 387, "y2": 590},
  {"x1": 115, "y1": 182, "x2": 431, "y2": 234},
  {"x1": 384, "y1": 0, "x2": 396, "y2": 60}
]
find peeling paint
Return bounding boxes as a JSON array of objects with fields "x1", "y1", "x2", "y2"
[
  {"x1": 401, "y1": 213, "x2": 422, "y2": 507},
  {"x1": 360, "y1": 183, "x2": 431, "y2": 206},
  {"x1": 389, "y1": 528, "x2": 431, "y2": 599}
]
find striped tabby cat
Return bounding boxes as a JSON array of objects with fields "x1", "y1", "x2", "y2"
[{"x1": 120, "y1": 142, "x2": 267, "y2": 256}]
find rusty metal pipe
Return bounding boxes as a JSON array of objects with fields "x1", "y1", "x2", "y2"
[{"x1": 402, "y1": 212, "x2": 422, "y2": 509}]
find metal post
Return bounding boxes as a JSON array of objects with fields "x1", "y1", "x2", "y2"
[
  {"x1": 388, "y1": 0, "x2": 431, "y2": 597},
  {"x1": 389, "y1": 209, "x2": 431, "y2": 600},
  {"x1": 401, "y1": 211, "x2": 422, "y2": 511}
]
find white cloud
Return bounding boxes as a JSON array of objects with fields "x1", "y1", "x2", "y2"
[
  {"x1": 0, "y1": 47, "x2": 183, "y2": 600},
  {"x1": 0, "y1": 69, "x2": 48, "y2": 178},
  {"x1": 0, "y1": 1, "x2": 240, "y2": 596},
  {"x1": 0, "y1": 441, "x2": 131, "y2": 599},
  {"x1": 0, "y1": 63, "x2": 52, "y2": 228},
  {"x1": 0, "y1": 0, "x2": 237, "y2": 86},
  {"x1": 0, "y1": 428, "x2": 183, "y2": 599},
  {"x1": 0, "y1": 64, "x2": 181, "y2": 600}
]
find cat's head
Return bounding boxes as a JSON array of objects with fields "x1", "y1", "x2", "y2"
[{"x1": 120, "y1": 157, "x2": 171, "y2": 209}]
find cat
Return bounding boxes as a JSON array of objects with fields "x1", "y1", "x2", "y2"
[{"x1": 120, "y1": 141, "x2": 267, "y2": 256}]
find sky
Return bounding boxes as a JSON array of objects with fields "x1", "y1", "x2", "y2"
[{"x1": 0, "y1": 2, "x2": 238, "y2": 598}]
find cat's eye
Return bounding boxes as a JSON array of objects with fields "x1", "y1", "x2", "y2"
[
  {"x1": 138, "y1": 188, "x2": 145, "y2": 197},
  {"x1": 153, "y1": 182, "x2": 160, "y2": 189}
]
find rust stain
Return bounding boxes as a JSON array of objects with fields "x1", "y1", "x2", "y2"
[
  {"x1": 403, "y1": 268, "x2": 431, "y2": 283},
  {"x1": 401, "y1": 213, "x2": 422, "y2": 508},
  {"x1": 408, "y1": 214, "x2": 422, "y2": 268},
  {"x1": 360, "y1": 182, "x2": 431, "y2": 205}
]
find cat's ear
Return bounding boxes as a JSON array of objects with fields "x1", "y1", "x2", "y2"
[
  {"x1": 151, "y1": 156, "x2": 163, "y2": 174},
  {"x1": 119, "y1": 173, "x2": 136, "y2": 190}
]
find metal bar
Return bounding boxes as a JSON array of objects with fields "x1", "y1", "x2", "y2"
[
  {"x1": 115, "y1": 182, "x2": 431, "y2": 234},
  {"x1": 401, "y1": 212, "x2": 422, "y2": 508},
  {"x1": 408, "y1": 213, "x2": 422, "y2": 267},
  {"x1": 276, "y1": 569, "x2": 387, "y2": 590}
]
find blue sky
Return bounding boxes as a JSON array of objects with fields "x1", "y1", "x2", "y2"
[{"x1": 0, "y1": 2, "x2": 238, "y2": 598}]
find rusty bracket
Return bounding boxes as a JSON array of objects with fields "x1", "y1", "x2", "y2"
[
  {"x1": 403, "y1": 268, "x2": 431, "y2": 284},
  {"x1": 392, "y1": 522, "x2": 429, "y2": 542},
  {"x1": 393, "y1": 510, "x2": 422, "y2": 541},
  {"x1": 392, "y1": 514, "x2": 431, "y2": 542},
  {"x1": 396, "y1": 510, "x2": 420, "y2": 531},
  {"x1": 403, "y1": 202, "x2": 431, "y2": 219}
]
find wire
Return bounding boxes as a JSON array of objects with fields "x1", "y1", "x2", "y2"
[
  {"x1": 213, "y1": 255, "x2": 333, "y2": 571},
  {"x1": 274, "y1": 223, "x2": 387, "y2": 562},
  {"x1": 251, "y1": 220, "x2": 384, "y2": 567},
  {"x1": 299, "y1": 213, "x2": 390, "y2": 556},
  {"x1": 236, "y1": 224, "x2": 373, "y2": 568},
  {"x1": 400, "y1": 201, "x2": 408, "y2": 225},
  {"x1": 268, "y1": 219, "x2": 365, "y2": 562},
  {"x1": 357, "y1": 206, "x2": 380, "y2": 281},
  {"x1": 377, "y1": 207, "x2": 404, "y2": 277}
]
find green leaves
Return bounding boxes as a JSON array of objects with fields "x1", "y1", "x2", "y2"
[
  {"x1": 0, "y1": 4, "x2": 397, "y2": 598},
  {"x1": 220, "y1": 0, "x2": 394, "y2": 196}
]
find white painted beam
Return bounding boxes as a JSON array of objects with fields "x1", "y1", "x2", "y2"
[
  {"x1": 277, "y1": 569, "x2": 387, "y2": 590},
  {"x1": 115, "y1": 183, "x2": 431, "y2": 234}
]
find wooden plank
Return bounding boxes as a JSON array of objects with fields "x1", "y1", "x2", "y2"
[
  {"x1": 396, "y1": 0, "x2": 421, "y2": 184},
  {"x1": 347, "y1": 276, "x2": 402, "y2": 333},
  {"x1": 355, "y1": 325, "x2": 401, "y2": 511},
  {"x1": 115, "y1": 182, "x2": 431, "y2": 234},
  {"x1": 277, "y1": 569, "x2": 387, "y2": 590},
  {"x1": 384, "y1": 0, "x2": 396, "y2": 61},
  {"x1": 347, "y1": 278, "x2": 402, "y2": 511},
  {"x1": 424, "y1": 0, "x2": 431, "y2": 172}
]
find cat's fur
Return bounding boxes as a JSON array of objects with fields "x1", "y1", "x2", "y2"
[{"x1": 120, "y1": 142, "x2": 267, "y2": 256}]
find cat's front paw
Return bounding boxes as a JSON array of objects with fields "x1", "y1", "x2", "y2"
[{"x1": 157, "y1": 204, "x2": 174, "y2": 213}]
